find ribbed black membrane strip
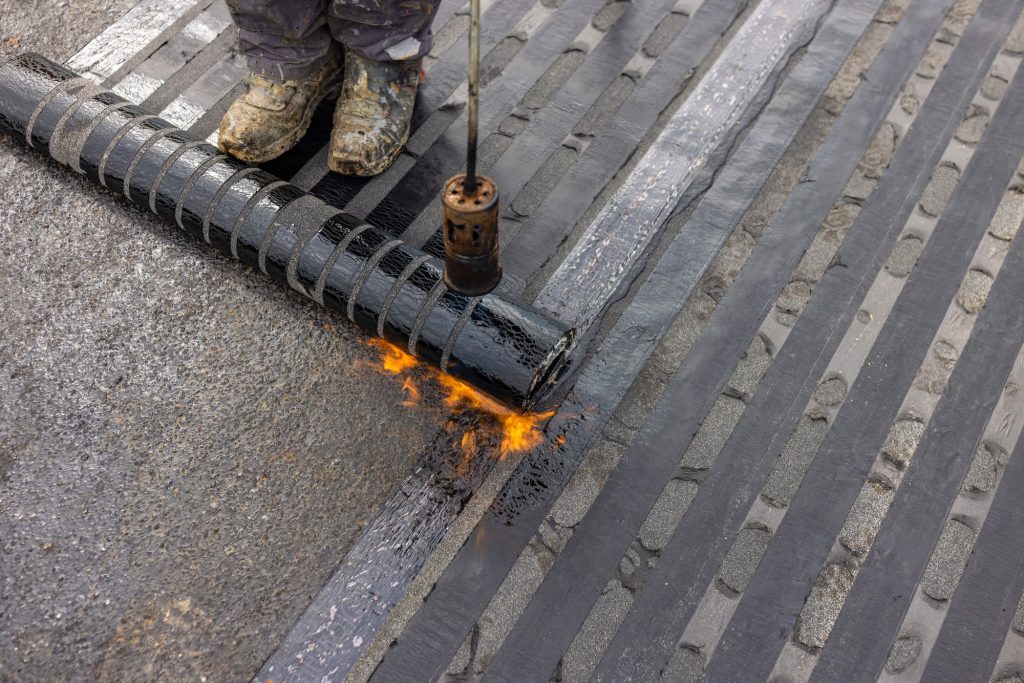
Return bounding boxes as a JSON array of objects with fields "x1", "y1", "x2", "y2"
[
  {"x1": 920, "y1": 417, "x2": 1024, "y2": 683},
  {"x1": 0, "y1": 52, "x2": 573, "y2": 408},
  {"x1": 595, "y1": 0, "x2": 1014, "y2": 679},
  {"x1": 702, "y1": 10, "x2": 1024, "y2": 682}
]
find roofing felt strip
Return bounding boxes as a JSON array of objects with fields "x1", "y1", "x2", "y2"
[
  {"x1": 919, "y1": 419, "x2": 1024, "y2": 683},
  {"x1": 697, "y1": 11, "x2": 1024, "y2": 683}
]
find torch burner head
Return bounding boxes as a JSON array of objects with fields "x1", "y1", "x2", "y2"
[{"x1": 442, "y1": 173, "x2": 502, "y2": 296}]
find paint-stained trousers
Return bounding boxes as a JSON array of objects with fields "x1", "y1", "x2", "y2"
[{"x1": 227, "y1": 0, "x2": 440, "y2": 79}]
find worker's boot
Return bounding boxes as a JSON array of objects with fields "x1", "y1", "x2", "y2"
[
  {"x1": 329, "y1": 50, "x2": 420, "y2": 176},
  {"x1": 219, "y1": 54, "x2": 342, "y2": 163}
]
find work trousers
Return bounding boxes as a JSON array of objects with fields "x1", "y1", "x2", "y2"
[{"x1": 226, "y1": 0, "x2": 440, "y2": 79}]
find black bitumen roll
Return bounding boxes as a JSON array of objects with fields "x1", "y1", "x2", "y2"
[{"x1": 0, "y1": 52, "x2": 574, "y2": 407}]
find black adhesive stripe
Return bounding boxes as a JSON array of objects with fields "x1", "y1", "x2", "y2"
[
  {"x1": 97, "y1": 114, "x2": 157, "y2": 187},
  {"x1": 24, "y1": 76, "x2": 90, "y2": 148},
  {"x1": 408, "y1": 277, "x2": 447, "y2": 355},
  {"x1": 229, "y1": 180, "x2": 288, "y2": 259},
  {"x1": 286, "y1": 205, "x2": 343, "y2": 294},
  {"x1": 312, "y1": 223, "x2": 372, "y2": 304},
  {"x1": 702, "y1": 12, "x2": 1024, "y2": 683},
  {"x1": 151, "y1": 140, "x2": 209, "y2": 214},
  {"x1": 176, "y1": 153, "x2": 227, "y2": 229},
  {"x1": 123, "y1": 126, "x2": 182, "y2": 199},
  {"x1": 203, "y1": 166, "x2": 259, "y2": 242},
  {"x1": 378, "y1": 254, "x2": 433, "y2": 337},
  {"x1": 71, "y1": 100, "x2": 132, "y2": 174},
  {"x1": 346, "y1": 239, "x2": 403, "y2": 322},
  {"x1": 919, "y1": 414, "x2": 1024, "y2": 683},
  {"x1": 441, "y1": 296, "x2": 482, "y2": 371}
]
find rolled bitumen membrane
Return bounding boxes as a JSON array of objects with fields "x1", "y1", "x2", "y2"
[{"x1": 0, "y1": 52, "x2": 574, "y2": 408}]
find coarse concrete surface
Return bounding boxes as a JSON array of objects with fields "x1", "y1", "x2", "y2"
[{"x1": 0, "y1": 3, "x2": 440, "y2": 680}]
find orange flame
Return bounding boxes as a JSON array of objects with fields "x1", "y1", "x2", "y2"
[
  {"x1": 367, "y1": 339, "x2": 554, "y2": 459},
  {"x1": 400, "y1": 377, "x2": 420, "y2": 407},
  {"x1": 371, "y1": 338, "x2": 419, "y2": 375}
]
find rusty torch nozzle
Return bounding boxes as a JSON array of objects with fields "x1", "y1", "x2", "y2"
[{"x1": 442, "y1": 173, "x2": 502, "y2": 296}]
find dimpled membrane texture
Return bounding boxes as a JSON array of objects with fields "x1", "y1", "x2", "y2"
[{"x1": 0, "y1": 52, "x2": 574, "y2": 407}]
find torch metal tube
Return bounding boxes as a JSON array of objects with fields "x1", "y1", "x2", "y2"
[{"x1": 465, "y1": 0, "x2": 481, "y2": 195}]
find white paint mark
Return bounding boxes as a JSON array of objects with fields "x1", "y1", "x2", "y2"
[
  {"x1": 112, "y1": 71, "x2": 163, "y2": 102},
  {"x1": 68, "y1": 0, "x2": 203, "y2": 82},
  {"x1": 160, "y1": 96, "x2": 207, "y2": 129}
]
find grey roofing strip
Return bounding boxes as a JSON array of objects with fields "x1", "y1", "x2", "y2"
[
  {"x1": 310, "y1": 223, "x2": 373, "y2": 305},
  {"x1": 919, "y1": 414, "x2": 1024, "y2": 683},
  {"x1": 363, "y1": 0, "x2": 893, "y2": 679},
  {"x1": 24, "y1": 77, "x2": 91, "y2": 149},
  {"x1": 70, "y1": 100, "x2": 133, "y2": 174},
  {"x1": 346, "y1": 240, "x2": 404, "y2": 323},
  {"x1": 407, "y1": 278, "x2": 447, "y2": 355},
  {"x1": 703, "y1": 12, "x2": 1024, "y2": 683},
  {"x1": 47, "y1": 81, "x2": 107, "y2": 167},
  {"x1": 72, "y1": 0, "x2": 216, "y2": 85},
  {"x1": 480, "y1": 0, "x2": 939, "y2": 679},
  {"x1": 595, "y1": 0, "x2": 999, "y2": 676},
  {"x1": 285, "y1": 202, "x2": 343, "y2": 295},
  {"x1": 257, "y1": 193, "x2": 332, "y2": 276},
  {"x1": 440, "y1": 296, "x2": 483, "y2": 371},
  {"x1": 228, "y1": 180, "x2": 287, "y2": 260},
  {"x1": 150, "y1": 140, "x2": 209, "y2": 214}
]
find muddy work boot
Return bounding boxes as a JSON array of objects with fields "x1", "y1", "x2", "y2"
[
  {"x1": 329, "y1": 51, "x2": 420, "y2": 176},
  {"x1": 219, "y1": 56, "x2": 341, "y2": 163}
]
